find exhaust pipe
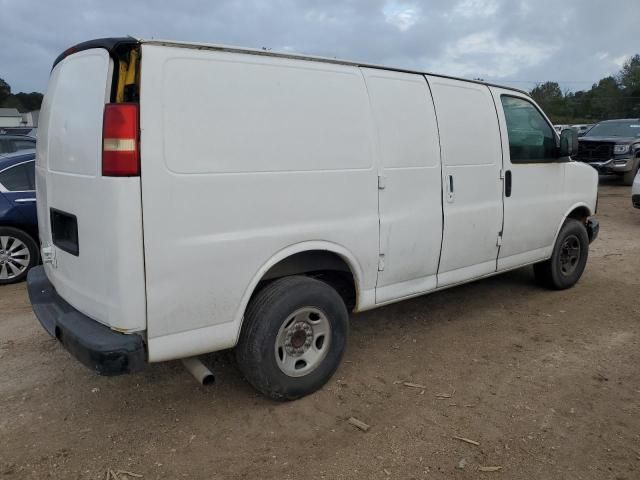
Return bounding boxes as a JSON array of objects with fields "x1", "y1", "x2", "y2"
[{"x1": 181, "y1": 357, "x2": 215, "y2": 386}]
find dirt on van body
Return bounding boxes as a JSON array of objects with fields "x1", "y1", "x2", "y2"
[{"x1": 1, "y1": 182, "x2": 639, "y2": 480}]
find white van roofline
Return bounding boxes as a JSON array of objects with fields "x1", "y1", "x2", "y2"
[{"x1": 141, "y1": 38, "x2": 530, "y2": 96}]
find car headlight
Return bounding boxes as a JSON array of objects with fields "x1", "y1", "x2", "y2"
[{"x1": 614, "y1": 144, "x2": 630, "y2": 154}]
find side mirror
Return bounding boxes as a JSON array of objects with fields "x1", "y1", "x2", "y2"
[{"x1": 559, "y1": 128, "x2": 578, "y2": 157}]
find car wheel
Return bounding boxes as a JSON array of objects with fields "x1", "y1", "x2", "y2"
[
  {"x1": 0, "y1": 227, "x2": 39, "y2": 285},
  {"x1": 533, "y1": 218, "x2": 589, "y2": 290},
  {"x1": 236, "y1": 275, "x2": 349, "y2": 400}
]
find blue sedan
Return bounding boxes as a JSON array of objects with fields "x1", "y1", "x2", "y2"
[{"x1": 0, "y1": 150, "x2": 38, "y2": 284}]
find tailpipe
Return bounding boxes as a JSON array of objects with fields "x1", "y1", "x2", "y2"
[{"x1": 181, "y1": 357, "x2": 215, "y2": 386}]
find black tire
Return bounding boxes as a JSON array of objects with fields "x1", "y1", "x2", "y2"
[
  {"x1": 622, "y1": 161, "x2": 639, "y2": 186},
  {"x1": 0, "y1": 227, "x2": 39, "y2": 285},
  {"x1": 533, "y1": 218, "x2": 589, "y2": 290},
  {"x1": 236, "y1": 275, "x2": 349, "y2": 400}
]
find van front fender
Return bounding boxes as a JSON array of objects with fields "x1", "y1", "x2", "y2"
[{"x1": 552, "y1": 202, "x2": 593, "y2": 248}]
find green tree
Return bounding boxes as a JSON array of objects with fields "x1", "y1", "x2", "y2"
[
  {"x1": 14, "y1": 92, "x2": 43, "y2": 112},
  {"x1": 564, "y1": 90, "x2": 592, "y2": 123},
  {"x1": 0, "y1": 78, "x2": 10, "y2": 104},
  {"x1": 618, "y1": 54, "x2": 640, "y2": 117},
  {"x1": 0, "y1": 78, "x2": 43, "y2": 112},
  {"x1": 530, "y1": 81, "x2": 566, "y2": 121},
  {"x1": 619, "y1": 54, "x2": 640, "y2": 91},
  {"x1": 589, "y1": 76, "x2": 624, "y2": 120},
  {"x1": 531, "y1": 81, "x2": 563, "y2": 104},
  {"x1": 1, "y1": 95, "x2": 24, "y2": 111}
]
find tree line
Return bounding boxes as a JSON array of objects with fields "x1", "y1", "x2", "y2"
[
  {"x1": 530, "y1": 54, "x2": 640, "y2": 124},
  {"x1": 0, "y1": 78, "x2": 43, "y2": 112}
]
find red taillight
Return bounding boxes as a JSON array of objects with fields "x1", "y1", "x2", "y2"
[{"x1": 102, "y1": 103, "x2": 140, "y2": 176}]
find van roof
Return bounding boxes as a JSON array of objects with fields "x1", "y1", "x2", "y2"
[{"x1": 53, "y1": 37, "x2": 530, "y2": 96}]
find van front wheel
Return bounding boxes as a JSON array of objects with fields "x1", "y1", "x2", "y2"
[
  {"x1": 534, "y1": 218, "x2": 589, "y2": 290},
  {"x1": 236, "y1": 276, "x2": 349, "y2": 400}
]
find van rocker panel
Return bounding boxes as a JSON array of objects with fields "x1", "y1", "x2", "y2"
[{"x1": 27, "y1": 266, "x2": 145, "y2": 375}]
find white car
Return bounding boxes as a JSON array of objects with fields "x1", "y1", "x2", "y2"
[
  {"x1": 27, "y1": 38, "x2": 599, "y2": 399},
  {"x1": 633, "y1": 169, "x2": 640, "y2": 208}
]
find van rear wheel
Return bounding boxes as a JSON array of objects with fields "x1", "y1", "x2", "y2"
[
  {"x1": 236, "y1": 275, "x2": 349, "y2": 400},
  {"x1": 0, "y1": 227, "x2": 38, "y2": 285},
  {"x1": 533, "y1": 218, "x2": 589, "y2": 290}
]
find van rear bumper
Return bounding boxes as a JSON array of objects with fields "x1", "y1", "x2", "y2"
[{"x1": 26, "y1": 266, "x2": 146, "y2": 375}]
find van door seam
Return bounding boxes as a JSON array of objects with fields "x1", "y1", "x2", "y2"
[
  {"x1": 423, "y1": 75, "x2": 445, "y2": 282},
  {"x1": 358, "y1": 67, "x2": 385, "y2": 300},
  {"x1": 488, "y1": 86, "x2": 506, "y2": 271}
]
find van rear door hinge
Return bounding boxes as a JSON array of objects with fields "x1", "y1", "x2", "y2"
[
  {"x1": 496, "y1": 232, "x2": 503, "y2": 247},
  {"x1": 378, "y1": 175, "x2": 386, "y2": 190},
  {"x1": 378, "y1": 254, "x2": 385, "y2": 271},
  {"x1": 41, "y1": 244, "x2": 56, "y2": 267},
  {"x1": 499, "y1": 169, "x2": 506, "y2": 179}
]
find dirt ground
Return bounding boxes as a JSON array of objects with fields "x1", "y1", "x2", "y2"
[{"x1": 1, "y1": 182, "x2": 639, "y2": 480}]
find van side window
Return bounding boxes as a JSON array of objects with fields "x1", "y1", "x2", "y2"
[
  {"x1": 500, "y1": 96, "x2": 557, "y2": 163},
  {"x1": 0, "y1": 161, "x2": 35, "y2": 191}
]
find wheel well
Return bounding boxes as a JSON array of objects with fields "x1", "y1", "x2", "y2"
[
  {"x1": 566, "y1": 206, "x2": 591, "y2": 224},
  {"x1": 254, "y1": 251, "x2": 357, "y2": 311}
]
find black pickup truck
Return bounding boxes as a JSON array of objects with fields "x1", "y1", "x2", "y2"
[{"x1": 573, "y1": 119, "x2": 640, "y2": 185}]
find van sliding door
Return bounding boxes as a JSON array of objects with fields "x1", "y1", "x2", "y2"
[
  {"x1": 427, "y1": 76, "x2": 504, "y2": 287},
  {"x1": 362, "y1": 69, "x2": 442, "y2": 303}
]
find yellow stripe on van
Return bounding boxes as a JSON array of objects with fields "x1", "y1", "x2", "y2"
[
  {"x1": 115, "y1": 49, "x2": 139, "y2": 103},
  {"x1": 125, "y1": 49, "x2": 138, "y2": 87}
]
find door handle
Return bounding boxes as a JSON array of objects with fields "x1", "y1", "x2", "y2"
[
  {"x1": 446, "y1": 174, "x2": 454, "y2": 203},
  {"x1": 505, "y1": 170, "x2": 512, "y2": 197}
]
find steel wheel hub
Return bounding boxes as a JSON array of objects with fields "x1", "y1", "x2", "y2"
[
  {"x1": 285, "y1": 322, "x2": 313, "y2": 355},
  {"x1": 275, "y1": 307, "x2": 331, "y2": 377},
  {"x1": 559, "y1": 234, "x2": 581, "y2": 276}
]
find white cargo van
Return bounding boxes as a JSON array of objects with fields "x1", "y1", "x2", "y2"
[{"x1": 28, "y1": 38, "x2": 599, "y2": 399}]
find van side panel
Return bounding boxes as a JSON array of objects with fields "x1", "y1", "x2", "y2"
[
  {"x1": 427, "y1": 76, "x2": 503, "y2": 287},
  {"x1": 36, "y1": 49, "x2": 146, "y2": 332},
  {"x1": 360, "y1": 68, "x2": 442, "y2": 303},
  {"x1": 139, "y1": 45, "x2": 379, "y2": 360}
]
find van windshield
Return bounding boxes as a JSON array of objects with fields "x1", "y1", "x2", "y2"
[{"x1": 585, "y1": 121, "x2": 640, "y2": 137}]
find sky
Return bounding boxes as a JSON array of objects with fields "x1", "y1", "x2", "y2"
[{"x1": 1, "y1": 0, "x2": 638, "y2": 94}]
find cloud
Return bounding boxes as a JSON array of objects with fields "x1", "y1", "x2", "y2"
[
  {"x1": 0, "y1": 0, "x2": 638, "y2": 95},
  {"x1": 612, "y1": 54, "x2": 631, "y2": 68},
  {"x1": 383, "y1": 2, "x2": 420, "y2": 31},
  {"x1": 451, "y1": 0, "x2": 499, "y2": 18},
  {"x1": 428, "y1": 31, "x2": 557, "y2": 78}
]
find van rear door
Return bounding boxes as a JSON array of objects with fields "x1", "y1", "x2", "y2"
[{"x1": 36, "y1": 46, "x2": 146, "y2": 332}]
